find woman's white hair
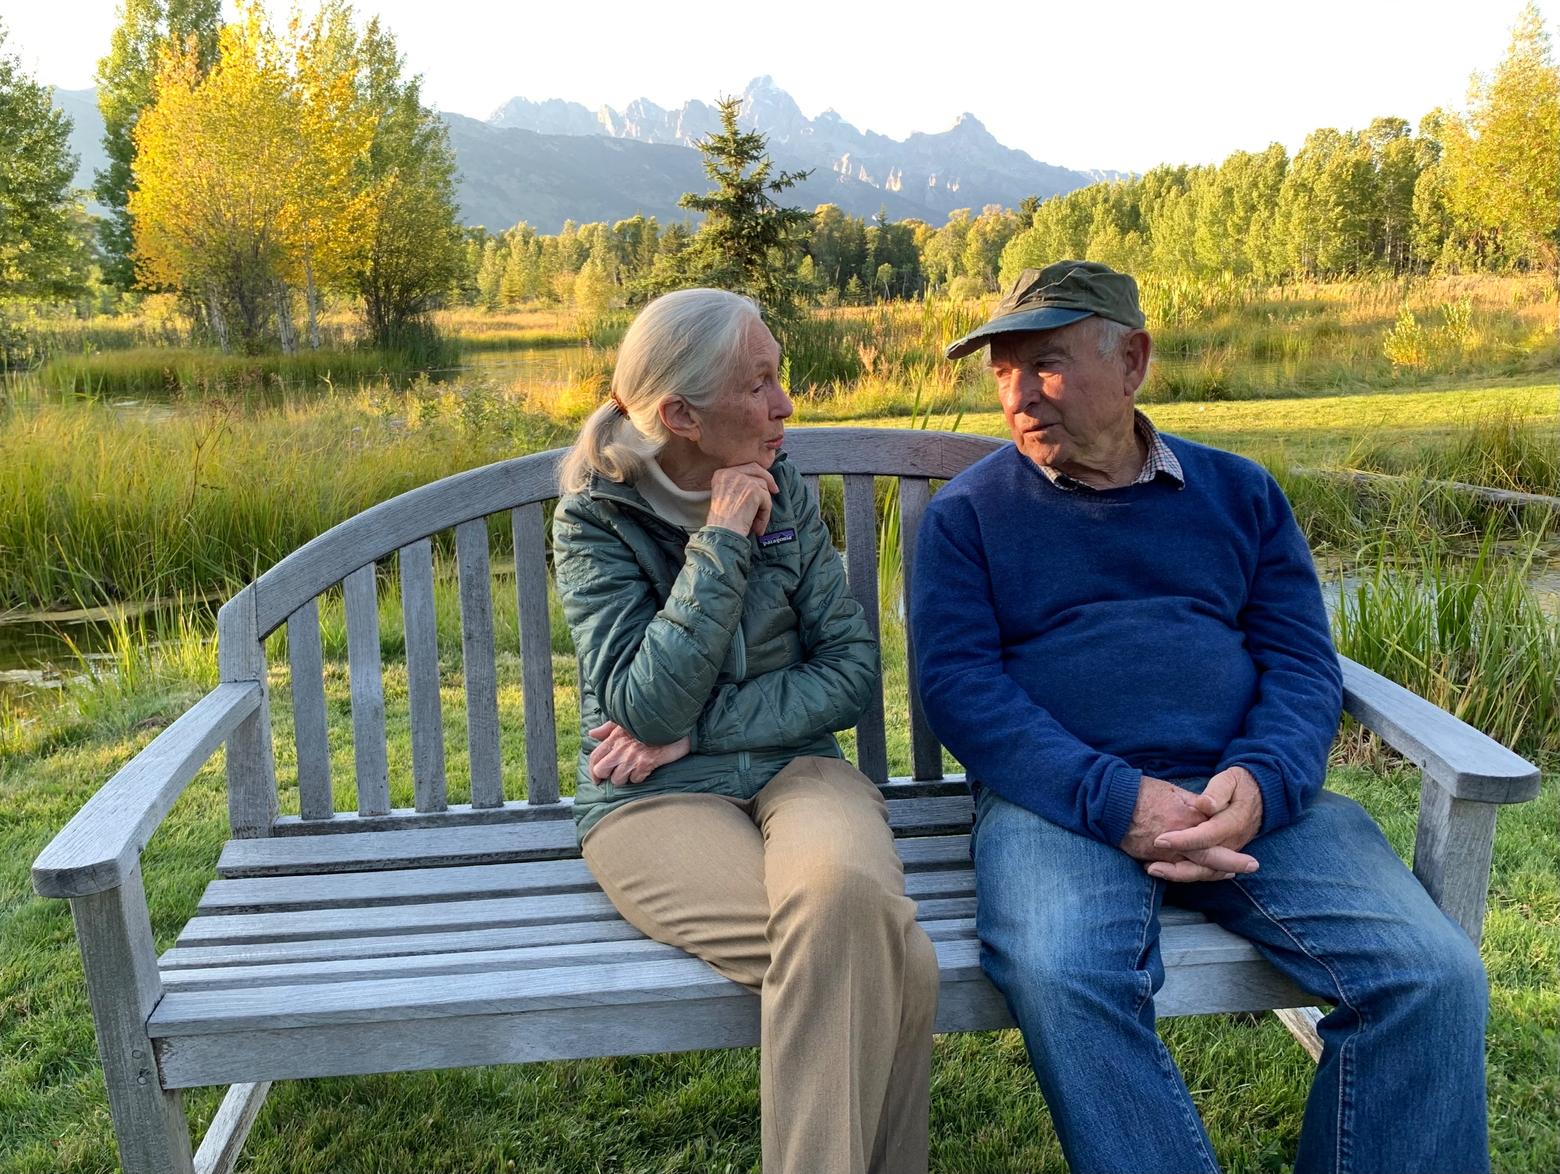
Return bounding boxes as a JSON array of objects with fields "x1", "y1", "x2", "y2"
[{"x1": 558, "y1": 288, "x2": 764, "y2": 493}]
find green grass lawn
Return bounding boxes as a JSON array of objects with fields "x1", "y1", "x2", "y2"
[
  {"x1": 836, "y1": 380, "x2": 1558, "y2": 471},
  {"x1": 3, "y1": 595, "x2": 1556, "y2": 1172},
  {"x1": 3, "y1": 357, "x2": 1556, "y2": 1171}
]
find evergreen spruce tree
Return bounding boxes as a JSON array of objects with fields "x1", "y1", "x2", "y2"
[{"x1": 672, "y1": 96, "x2": 812, "y2": 319}]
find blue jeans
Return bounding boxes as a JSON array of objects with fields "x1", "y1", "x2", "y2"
[{"x1": 972, "y1": 783, "x2": 1489, "y2": 1174}]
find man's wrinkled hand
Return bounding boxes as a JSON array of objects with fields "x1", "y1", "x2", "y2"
[
  {"x1": 1155, "y1": 766, "x2": 1263, "y2": 853},
  {"x1": 1121, "y1": 774, "x2": 1260, "y2": 882},
  {"x1": 587, "y1": 721, "x2": 691, "y2": 785}
]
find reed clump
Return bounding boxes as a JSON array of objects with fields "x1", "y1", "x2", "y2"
[
  {"x1": 1334, "y1": 530, "x2": 1559, "y2": 763},
  {"x1": 0, "y1": 383, "x2": 564, "y2": 612}
]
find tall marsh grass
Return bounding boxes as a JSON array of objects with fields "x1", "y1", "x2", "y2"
[
  {"x1": 23, "y1": 343, "x2": 462, "y2": 401},
  {"x1": 1346, "y1": 407, "x2": 1560, "y2": 497},
  {"x1": 0, "y1": 384, "x2": 564, "y2": 611},
  {"x1": 1334, "y1": 530, "x2": 1559, "y2": 762}
]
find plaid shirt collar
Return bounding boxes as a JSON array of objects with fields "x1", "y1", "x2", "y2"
[{"x1": 1039, "y1": 410, "x2": 1185, "y2": 492}]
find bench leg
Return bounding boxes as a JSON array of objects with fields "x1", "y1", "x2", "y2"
[
  {"x1": 193, "y1": 1082, "x2": 272, "y2": 1174},
  {"x1": 1273, "y1": 1006, "x2": 1324, "y2": 1061},
  {"x1": 1413, "y1": 776, "x2": 1498, "y2": 946},
  {"x1": 70, "y1": 867, "x2": 195, "y2": 1174}
]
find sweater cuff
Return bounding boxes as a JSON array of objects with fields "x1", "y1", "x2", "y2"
[
  {"x1": 1226, "y1": 759, "x2": 1286, "y2": 836},
  {"x1": 1100, "y1": 764, "x2": 1144, "y2": 847}
]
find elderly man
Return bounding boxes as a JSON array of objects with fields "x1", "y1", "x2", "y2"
[{"x1": 909, "y1": 260, "x2": 1490, "y2": 1173}]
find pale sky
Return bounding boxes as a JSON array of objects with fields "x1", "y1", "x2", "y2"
[{"x1": 1, "y1": 0, "x2": 1548, "y2": 173}]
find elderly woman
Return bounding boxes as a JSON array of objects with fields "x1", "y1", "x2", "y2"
[{"x1": 551, "y1": 287, "x2": 938, "y2": 1174}]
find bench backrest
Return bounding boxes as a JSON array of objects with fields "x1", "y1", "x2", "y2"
[{"x1": 215, "y1": 428, "x2": 1005, "y2": 839}]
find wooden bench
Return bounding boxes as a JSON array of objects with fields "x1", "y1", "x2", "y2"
[{"x1": 32, "y1": 427, "x2": 1542, "y2": 1174}]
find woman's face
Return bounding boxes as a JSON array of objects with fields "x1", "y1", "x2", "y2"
[{"x1": 691, "y1": 319, "x2": 793, "y2": 470}]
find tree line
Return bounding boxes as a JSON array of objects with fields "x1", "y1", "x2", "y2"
[{"x1": 451, "y1": 3, "x2": 1558, "y2": 317}]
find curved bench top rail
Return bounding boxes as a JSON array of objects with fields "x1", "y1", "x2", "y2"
[{"x1": 248, "y1": 428, "x2": 1006, "y2": 638}]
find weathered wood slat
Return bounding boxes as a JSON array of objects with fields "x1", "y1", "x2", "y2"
[
  {"x1": 897, "y1": 476, "x2": 943, "y2": 780},
  {"x1": 512, "y1": 502, "x2": 559, "y2": 805},
  {"x1": 155, "y1": 997, "x2": 767, "y2": 1088},
  {"x1": 158, "y1": 916, "x2": 979, "y2": 991},
  {"x1": 286, "y1": 599, "x2": 332, "y2": 821},
  {"x1": 193, "y1": 866, "x2": 974, "y2": 933},
  {"x1": 1273, "y1": 1007, "x2": 1325, "y2": 1063},
  {"x1": 160, "y1": 919, "x2": 652, "y2": 971},
  {"x1": 192, "y1": 1082, "x2": 270, "y2": 1174},
  {"x1": 175, "y1": 892, "x2": 976, "y2": 957},
  {"x1": 260, "y1": 776, "x2": 972, "y2": 837},
  {"x1": 342, "y1": 565, "x2": 390, "y2": 817},
  {"x1": 785, "y1": 430, "x2": 1006, "y2": 480},
  {"x1": 1340, "y1": 655, "x2": 1540, "y2": 803},
  {"x1": 180, "y1": 869, "x2": 979, "y2": 947},
  {"x1": 843, "y1": 473, "x2": 888, "y2": 782},
  {"x1": 200, "y1": 836, "x2": 979, "y2": 912},
  {"x1": 150, "y1": 922, "x2": 1288, "y2": 1042},
  {"x1": 154, "y1": 938, "x2": 1308, "y2": 1090},
  {"x1": 159, "y1": 914, "x2": 1240, "y2": 998},
  {"x1": 219, "y1": 794, "x2": 975, "y2": 877},
  {"x1": 32, "y1": 683, "x2": 261, "y2": 899},
  {"x1": 398, "y1": 538, "x2": 447, "y2": 813},
  {"x1": 216, "y1": 588, "x2": 278, "y2": 840},
  {"x1": 455, "y1": 519, "x2": 504, "y2": 808},
  {"x1": 163, "y1": 938, "x2": 688, "y2": 991}
]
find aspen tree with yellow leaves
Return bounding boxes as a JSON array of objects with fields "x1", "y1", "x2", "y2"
[{"x1": 128, "y1": 0, "x2": 460, "y2": 354}]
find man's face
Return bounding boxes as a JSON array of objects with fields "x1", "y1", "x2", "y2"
[{"x1": 989, "y1": 318, "x2": 1147, "y2": 476}]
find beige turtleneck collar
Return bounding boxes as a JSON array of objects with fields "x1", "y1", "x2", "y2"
[{"x1": 631, "y1": 448, "x2": 711, "y2": 531}]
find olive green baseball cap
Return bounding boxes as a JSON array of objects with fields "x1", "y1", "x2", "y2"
[{"x1": 944, "y1": 260, "x2": 1146, "y2": 360}]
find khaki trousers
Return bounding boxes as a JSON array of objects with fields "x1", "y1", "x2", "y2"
[{"x1": 582, "y1": 755, "x2": 939, "y2": 1174}]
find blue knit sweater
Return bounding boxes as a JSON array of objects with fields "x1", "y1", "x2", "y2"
[{"x1": 909, "y1": 436, "x2": 1342, "y2": 847}]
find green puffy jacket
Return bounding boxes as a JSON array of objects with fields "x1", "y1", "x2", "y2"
[{"x1": 552, "y1": 453, "x2": 878, "y2": 841}]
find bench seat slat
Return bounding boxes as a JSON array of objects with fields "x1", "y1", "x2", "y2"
[
  {"x1": 158, "y1": 915, "x2": 1240, "y2": 996},
  {"x1": 201, "y1": 834, "x2": 982, "y2": 912},
  {"x1": 179, "y1": 868, "x2": 981, "y2": 945},
  {"x1": 161, "y1": 919, "x2": 653, "y2": 970},
  {"x1": 154, "y1": 941, "x2": 1311, "y2": 1091},
  {"x1": 149, "y1": 922, "x2": 1280, "y2": 1040},
  {"x1": 164, "y1": 918, "x2": 963, "y2": 992},
  {"x1": 219, "y1": 794, "x2": 977, "y2": 876}
]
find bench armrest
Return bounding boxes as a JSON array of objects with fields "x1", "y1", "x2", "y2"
[
  {"x1": 32, "y1": 682, "x2": 263, "y2": 899},
  {"x1": 1339, "y1": 656, "x2": 1540, "y2": 804}
]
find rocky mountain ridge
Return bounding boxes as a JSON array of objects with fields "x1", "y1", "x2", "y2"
[
  {"x1": 488, "y1": 75, "x2": 1121, "y2": 224},
  {"x1": 54, "y1": 78, "x2": 1121, "y2": 234}
]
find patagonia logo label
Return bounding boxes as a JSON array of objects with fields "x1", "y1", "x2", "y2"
[{"x1": 758, "y1": 528, "x2": 797, "y2": 548}]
